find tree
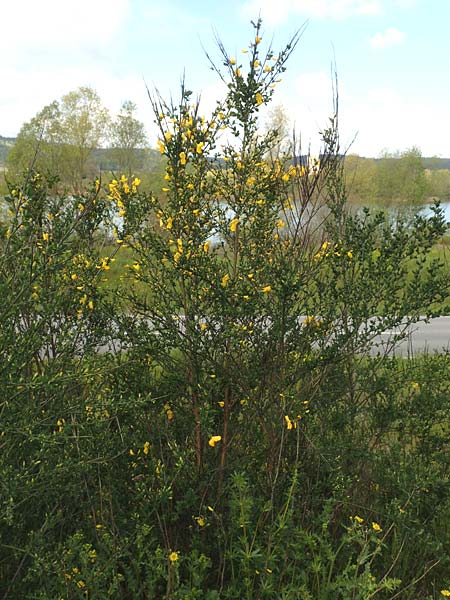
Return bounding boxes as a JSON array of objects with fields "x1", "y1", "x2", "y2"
[
  {"x1": 264, "y1": 103, "x2": 291, "y2": 159},
  {"x1": 7, "y1": 87, "x2": 110, "y2": 190},
  {"x1": 344, "y1": 154, "x2": 377, "y2": 205},
  {"x1": 109, "y1": 101, "x2": 148, "y2": 175},
  {"x1": 6, "y1": 102, "x2": 65, "y2": 180},
  {"x1": 376, "y1": 146, "x2": 428, "y2": 206},
  {"x1": 59, "y1": 86, "x2": 110, "y2": 187}
]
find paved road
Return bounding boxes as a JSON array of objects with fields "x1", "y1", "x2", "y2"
[{"x1": 372, "y1": 316, "x2": 450, "y2": 356}]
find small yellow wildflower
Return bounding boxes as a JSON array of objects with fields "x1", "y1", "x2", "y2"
[
  {"x1": 166, "y1": 217, "x2": 173, "y2": 230},
  {"x1": 208, "y1": 435, "x2": 222, "y2": 447},
  {"x1": 164, "y1": 131, "x2": 172, "y2": 143},
  {"x1": 230, "y1": 218, "x2": 239, "y2": 232},
  {"x1": 196, "y1": 141, "x2": 204, "y2": 154},
  {"x1": 218, "y1": 401, "x2": 225, "y2": 407},
  {"x1": 196, "y1": 516, "x2": 206, "y2": 527},
  {"x1": 133, "y1": 177, "x2": 141, "y2": 187},
  {"x1": 200, "y1": 323, "x2": 208, "y2": 331},
  {"x1": 203, "y1": 240, "x2": 210, "y2": 252},
  {"x1": 143, "y1": 441, "x2": 150, "y2": 455},
  {"x1": 88, "y1": 300, "x2": 94, "y2": 310},
  {"x1": 157, "y1": 139, "x2": 165, "y2": 154},
  {"x1": 180, "y1": 151, "x2": 187, "y2": 165},
  {"x1": 440, "y1": 591, "x2": 450, "y2": 597},
  {"x1": 229, "y1": 57, "x2": 236, "y2": 65},
  {"x1": 255, "y1": 92, "x2": 263, "y2": 106},
  {"x1": 411, "y1": 381, "x2": 420, "y2": 392},
  {"x1": 353, "y1": 515, "x2": 364, "y2": 524},
  {"x1": 254, "y1": 60, "x2": 260, "y2": 67},
  {"x1": 372, "y1": 521, "x2": 382, "y2": 532},
  {"x1": 42, "y1": 232, "x2": 49, "y2": 241},
  {"x1": 71, "y1": 273, "x2": 78, "y2": 281},
  {"x1": 255, "y1": 35, "x2": 262, "y2": 44},
  {"x1": 77, "y1": 580, "x2": 86, "y2": 589},
  {"x1": 169, "y1": 551, "x2": 179, "y2": 563},
  {"x1": 284, "y1": 415, "x2": 296, "y2": 430},
  {"x1": 221, "y1": 273, "x2": 230, "y2": 287},
  {"x1": 262, "y1": 285, "x2": 272, "y2": 293},
  {"x1": 264, "y1": 64, "x2": 271, "y2": 72},
  {"x1": 276, "y1": 219, "x2": 285, "y2": 228}
]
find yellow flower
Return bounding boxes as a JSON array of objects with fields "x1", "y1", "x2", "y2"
[
  {"x1": 262, "y1": 285, "x2": 272, "y2": 293},
  {"x1": 230, "y1": 218, "x2": 239, "y2": 232},
  {"x1": 254, "y1": 60, "x2": 260, "y2": 67},
  {"x1": 77, "y1": 580, "x2": 86, "y2": 589},
  {"x1": 221, "y1": 273, "x2": 230, "y2": 287},
  {"x1": 440, "y1": 591, "x2": 450, "y2": 597},
  {"x1": 229, "y1": 57, "x2": 236, "y2": 65},
  {"x1": 88, "y1": 300, "x2": 94, "y2": 310},
  {"x1": 157, "y1": 139, "x2": 165, "y2": 154},
  {"x1": 208, "y1": 435, "x2": 222, "y2": 447},
  {"x1": 164, "y1": 131, "x2": 172, "y2": 143},
  {"x1": 180, "y1": 151, "x2": 187, "y2": 165},
  {"x1": 353, "y1": 515, "x2": 364, "y2": 524},
  {"x1": 196, "y1": 516, "x2": 206, "y2": 527},
  {"x1": 255, "y1": 92, "x2": 263, "y2": 106},
  {"x1": 218, "y1": 401, "x2": 225, "y2": 407},
  {"x1": 200, "y1": 323, "x2": 208, "y2": 331},
  {"x1": 203, "y1": 240, "x2": 210, "y2": 252},
  {"x1": 71, "y1": 273, "x2": 78, "y2": 281},
  {"x1": 411, "y1": 381, "x2": 420, "y2": 391},
  {"x1": 196, "y1": 142, "x2": 204, "y2": 154},
  {"x1": 276, "y1": 219, "x2": 285, "y2": 228},
  {"x1": 169, "y1": 551, "x2": 179, "y2": 563},
  {"x1": 166, "y1": 217, "x2": 173, "y2": 230},
  {"x1": 143, "y1": 441, "x2": 150, "y2": 455},
  {"x1": 347, "y1": 250, "x2": 353, "y2": 259},
  {"x1": 255, "y1": 35, "x2": 262, "y2": 44},
  {"x1": 281, "y1": 173, "x2": 290, "y2": 182},
  {"x1": 372, "y1": 521, "x2": 382, "y2": 532},
  {"x1": 133, "y1": 177, "x2": 141, "y2": 187},
  {"x1": 264, "y1": 64, "x2": 271, "y2": 72},
  {"x1": 42, "y1": 232, "x2": 49, "y2": 241}
]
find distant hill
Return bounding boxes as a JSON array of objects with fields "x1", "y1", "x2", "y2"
[
  {"x1": 0, "y1": 136, "x2": 15, "y2": 167},
  {"x1": 1, "y1": 134, "x2": 450, "y2": 172}
]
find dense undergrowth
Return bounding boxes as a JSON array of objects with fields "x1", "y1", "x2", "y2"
[{"x1": 1, "y1": 21, "x2": 449, "y2": 599}]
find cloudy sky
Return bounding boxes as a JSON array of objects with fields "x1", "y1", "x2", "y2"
[{"x1": 1, "y1": 0, "x2": 449, "y2": 157}]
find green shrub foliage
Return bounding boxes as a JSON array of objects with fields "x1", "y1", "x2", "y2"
[{"x1": 1, "y1": 20, "x2": 449, "y2": 599}]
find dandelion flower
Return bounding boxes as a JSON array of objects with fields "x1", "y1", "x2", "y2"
[
  {"x1": 169, "y1": 551, "x2": 179, "y2": 563},
  {"x1": 372, "y1": 522, "x2": 382, "y2": 532}
]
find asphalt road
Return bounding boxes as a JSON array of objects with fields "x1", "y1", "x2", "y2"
[{"x1": 372, "y1": 316, "x2": 450, "y2": 356}]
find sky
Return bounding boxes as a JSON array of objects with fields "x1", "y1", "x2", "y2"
[{"x1": 1, "y1": 0, "x2": 449, "y2": 157}]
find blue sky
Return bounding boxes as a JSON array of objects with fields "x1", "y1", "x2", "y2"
[{"x1": 1, "y1": 0, "x2": 449, "y2": 157}]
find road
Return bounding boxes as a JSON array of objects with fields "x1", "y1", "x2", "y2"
[{"x1": 372, "y1": 316, "x2": 450, "y2": 356}]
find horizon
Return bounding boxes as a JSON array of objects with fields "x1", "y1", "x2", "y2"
[{"x1": 1, "y1": 0, "x2": 449, "y2": 158}]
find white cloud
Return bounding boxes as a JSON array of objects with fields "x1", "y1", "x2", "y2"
[
  {"x1": 241, "y1": 0, "x2": 382, "y2": 25},
  {"x1": 0, "y1": 0, "x2": 129, "y2": 55},
  {"x1": 369, "y1": 27, "x2": 406, "y2": 48}
]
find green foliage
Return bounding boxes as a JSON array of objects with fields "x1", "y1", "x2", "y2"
[
  {"x1": 376, "y1": 147, "x2": 429, "y2": 206},
  {"x1": 109, "y1": 100, "x2": 148, "y2": 176},
  {"x1": 1, "y1": 20, "x2": 449, "y2": 599}
]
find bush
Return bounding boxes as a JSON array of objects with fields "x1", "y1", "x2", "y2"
[{"x1": 1, "y1": 20, "x2": 449, "y2": 599}]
